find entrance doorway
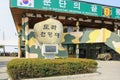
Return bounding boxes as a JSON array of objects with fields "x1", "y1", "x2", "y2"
[
  {"x1": 66, "y1": 44, "x2": 76, "y2": 58},
  {"x1": 79, "y1": 48, "x2": 86, "y2": 58},
  {"x1": 20, "y1": 41, "x2": 25, "y2": 58}
]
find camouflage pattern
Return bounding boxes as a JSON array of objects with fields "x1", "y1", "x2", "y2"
[
  {"x1": 62, "y1": 28, "x2": 120, "y2": 54},
  {"x1": 18, "y1": 18, "x2": 68, "y2": 58},
  {"x1": 18, "y1": 17, "x2": 120, "y2": 58},
  {"x1": 27, "y1": 30, "x2": 68, "y2": 58}
]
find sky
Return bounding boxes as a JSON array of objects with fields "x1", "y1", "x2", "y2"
[
  {"x1": 0, "y1": 0, "x2": 17, "y2": 41},
  {"x1": 0, "y1": 0, "x2": 18, "y2": 52},
  {"x1": 0, "y1": 0, "x2": 120, "y2": 52}
]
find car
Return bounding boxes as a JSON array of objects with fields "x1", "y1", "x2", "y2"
[{"x1": 97, "y1": 53, "x2": 112, "y2": 60}]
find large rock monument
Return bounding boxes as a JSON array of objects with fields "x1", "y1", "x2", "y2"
[{"x1": 34, "y1": 18, "x2": 63, "y2": 59}]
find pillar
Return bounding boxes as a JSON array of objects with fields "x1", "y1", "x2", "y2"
[
  {"x1": 22, "y1": 17, "x2": 29, "y2": 58},
  {"x1": 76, "y1": 44, "x2": 79, "y2": 58}
]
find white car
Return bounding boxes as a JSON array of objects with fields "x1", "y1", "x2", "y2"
[{"x1": 97, "y1": 53, "x2": 112, "y2": 60}]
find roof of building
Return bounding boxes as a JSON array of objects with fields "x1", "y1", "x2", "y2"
[{"x1": 10, "y1": 0, "x2": 120, "y2": 31}]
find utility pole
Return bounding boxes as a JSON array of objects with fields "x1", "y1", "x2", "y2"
[
  {"x1": 3, "y1": 30, "x2": 5, "y2": 56},
  {"x1": 3, "y1": 30, "x2": 5, "y2": 40},
  {"x1": 0, "y1": 27, "x2": 5, "y2": 56}
]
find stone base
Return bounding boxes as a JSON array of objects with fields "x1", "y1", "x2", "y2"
[{"x1": 44, "y1": 54, "x2": 57, "y2": 59}]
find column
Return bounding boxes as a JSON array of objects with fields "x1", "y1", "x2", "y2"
[{"x1": 22, "y1": 17, "x2": 29, "y2": 58}]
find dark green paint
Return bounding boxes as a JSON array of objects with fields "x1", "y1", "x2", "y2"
[{"x1": 63, "y1": 34, "x2": 75, "y2": 44}]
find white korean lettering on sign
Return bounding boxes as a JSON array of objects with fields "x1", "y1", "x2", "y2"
[
  {"x1": 91, "y1": 5, "x2": 97, "y2": 12},
  {"x1": 73, "y1": 2, "x2": 80, "y2": 10},
  {"x1": 59, "y1": 0, "x2": 66, "y2": 8},
  {"x1": 43, "y1": 0, "x2": 51, "y2": 6},
  {"x1": 116, "y1": 8, "x2": 120, "y2": 15}
]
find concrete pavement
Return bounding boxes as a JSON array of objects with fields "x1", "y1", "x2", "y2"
[
  {"x1": 0, "y1": 57, "x2": 17, "y2": 80},
  {"x1": 0, "y1": 57, "x2": 120, "y2": 80},
  {"x1": 0, "y1": 60, "x2": 8, "y2": 80}
]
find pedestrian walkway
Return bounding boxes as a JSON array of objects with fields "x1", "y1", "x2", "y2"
[
  {"x1": 0, "y1": 57, "x2": 120, "y2": 80},
  {"x1": 0, "y1": 57, "x2": 17, "y2": 80},
  {"x1": 23, "y1": 73, "x2": 100, "y2": 80}
]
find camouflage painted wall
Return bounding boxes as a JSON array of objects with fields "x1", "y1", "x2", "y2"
[
  {"x1": 27, "y1": 30, "x2": 68, "y2": 58},
  {"x1": 19, "y1": 17, "x2": 120, "y2": 58},
  {"x1": 62, "y1": 28, "x2": 120, "y2": 54}
]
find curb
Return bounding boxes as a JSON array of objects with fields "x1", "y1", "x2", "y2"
[{"x1": 22, "y1": 72, "x2": 100, "y2": 80}]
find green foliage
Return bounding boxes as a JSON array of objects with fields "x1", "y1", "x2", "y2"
[
  {"x1": 7, "y1": 58, "x2": 97, "y2": 80},
  {"x1": 10, "y1": 52, "x2": 18, "y2": 57}
]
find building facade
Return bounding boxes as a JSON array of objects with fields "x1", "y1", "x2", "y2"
[{"x1": 10, "y1": 0, "x2": 120, "y2": 59}]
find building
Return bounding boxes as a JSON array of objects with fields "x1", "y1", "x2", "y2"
[{"x1": 10, "y1": 0, "x2": 120, "y2": 59}]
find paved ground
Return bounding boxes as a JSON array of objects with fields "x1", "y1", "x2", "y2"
[
  {"x1": 0, "y1": 57, "x2": 17, "y2": 80},
  {"x1": 0, "y1": 57, "x2": 120, "y2": 80},
  {"x1": 79, "y1": 60, "x2": 120, "y2": 80}
]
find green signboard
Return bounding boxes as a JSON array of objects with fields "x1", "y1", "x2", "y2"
[
  {"x1": 35, "y1": 0, "x2": 102, "y2": 17},
  {"x1": 10, "y1": 0, "x2": 120, "y2": 20},
  {"x1": 112, "y1": 8, "x2": 120, "y2": 19}
]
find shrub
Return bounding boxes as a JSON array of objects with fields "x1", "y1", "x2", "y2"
[
  {"x1": 10, "y1": 52, "x2": 18, "y2": 57},
  {"x1": 7, "y1": 58, "x2": 97, "y2": 80}
]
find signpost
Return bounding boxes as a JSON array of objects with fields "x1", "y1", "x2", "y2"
[{"x1": 112, "y1": 8, "x2": 120, "y2": 19}]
